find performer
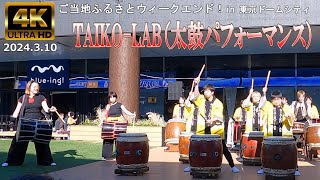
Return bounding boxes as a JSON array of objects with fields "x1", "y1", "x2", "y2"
[
  {"x1": 2, "y1": 80, "x2": 57, "y2": 167},
  {"x1": 101, "y1": 92, "x2": 135, "y2": 160},
  {"x1": 184, "y1": 78, "x2": 240, "y2": 173},
  {"x1": 291, "y1": 90, "x2": 311, "y2": 123},
  {"x1": 241, "y1": 87, "x2": 270, "y2": 136},
  {"x1": 257, "y1": 91, "x2": 300, "y2": 176},
  {"x1": 172, "y1": 96, "x2": 190, "y2": 120},
  {"x1": 306, "y1": 96, "x2": 319, "y2": 119}
]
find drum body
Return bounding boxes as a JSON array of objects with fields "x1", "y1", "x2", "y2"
[
  {"x1": 189, "y1": 134, "x2": 223, "y2": 171},
  {"x1": 165, "y1": 119, "x2": 186, "y2": 144},
  {"x1": 16, "y1": 118, "x2": 53, "y2": 144},
  {"x1": 101, "y1": 122, "x2": 128, "y2": 139},
  {"x1": 311, "y1": 119, "x2": 320, "y2": 124},
  {"x1": 115, "y1": 133, "x2": 149, "y2": 169},
  {"x1": 292, "y1": 122, "x2": 305, "y2": 134},
  {"x1": 179, "y1": 132, "x2": 194, "y2": 161},
  {"x1": 306, "y1": 124, "x2": 320, "y2": 148},
  {"x1": 234, "y1": 121, "x2": 245, "y2": 143},
  {"x1": 241, "y1": 131, "x2": 264, "y2": 162},
  {"x1": 261, "y1": 136, "x2": 297, "y2": 177}
]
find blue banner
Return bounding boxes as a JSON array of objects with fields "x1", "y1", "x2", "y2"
[{"x1": 28, "y1": 60, "x2": 69, "y2": 89}]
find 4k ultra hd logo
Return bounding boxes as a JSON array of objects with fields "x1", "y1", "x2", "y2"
[{"x1": 5, "y1": 2, "x2": 55, "y2": 40}]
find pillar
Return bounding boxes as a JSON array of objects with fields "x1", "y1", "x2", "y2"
[{"x1": 109, "y1": 35, "x2": 140, "y2": 118}]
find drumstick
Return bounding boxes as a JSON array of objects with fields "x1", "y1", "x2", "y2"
[
  {"x1": 251, "y1": 79, "x2": 254, "y2": 89},
  {"x1": 55, "y1": 111, "x2": 66, "y2": 124},
  {"x1": 197, "y1": 64, "x2": 206, "y2": 79},
  {"x1": 264, "y1": 70, "x2": 271, "y2": 88}
]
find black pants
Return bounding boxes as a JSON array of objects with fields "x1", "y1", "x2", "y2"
[
  {"x1": 102, "y1": 139, "x2": 115, "y2": 158},
  {"x1": 204, "y1": 126, "x2": 235, "y2": 168},
  {"x1": 5, "y1": 135, "x2": 53, "y2": 166}
]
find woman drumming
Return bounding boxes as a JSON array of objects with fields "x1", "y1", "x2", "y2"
[
  {"x1": 101, "y1": 92, "x2": 136, "y2": 160},
  {"x1": 2, "y1": 80, "x2": 57, "y2": 167}
]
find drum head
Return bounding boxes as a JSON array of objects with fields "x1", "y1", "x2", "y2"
[
  {"x1": 180, "y1": 131, "x2": 194, "y2": 136},
  {"x1": 309, "y1": 123, "x2": 320, "y2": 127},
  {"x1": 244, "y1": 131, "x2": 264, "y2": 137},
  {"x1": 190, "y1": 134, "x2": 220, "y2": 141},
  {"x1": 263, "y1": 136, "x2": 294, "y2": 142},
  {"x1": 167, "y1": 118, "x2": 186, "y2": 123},
  {"x1": 118, "y1": 133, "x2": 147, "y2": 137}
]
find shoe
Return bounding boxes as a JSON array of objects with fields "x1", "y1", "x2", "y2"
[
  {"x1": 238, "y1": 157, "x2": 243, "y2": 162},
  {"x1": 1, "y1": 162, "x2": 8, "y2": 167},
  {"x1": 294, "y1": 170, "x2": 301, "y2": 176},
  {"x1": 232, "y1": 166, "x2": 239, "y2": 173},
  {"x1": 257, "y1": 168, "x2": 264, "y2": 174},
  {"x1": 184, "y1": 166, "x2": 191, "y2": 172},
  {"x1": 51, "y1": 163, "x2": 56, "y2": 166},
  {"x1": 101, "y1": 157, "x2": 106, "y2": 161}
]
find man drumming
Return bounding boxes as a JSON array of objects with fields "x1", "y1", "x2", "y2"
[
  {"x1": 257, "y1": 91, "x2": 300, "y2": 176},
  {"x1": 184, "y1": 77, "x2": 239, "y2": 173}
]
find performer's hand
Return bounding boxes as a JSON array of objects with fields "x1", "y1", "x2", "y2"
[
  {"x1": 194, "y1": 77, "x2": 200, "y2": 85},
  {"x1": 249, "y1": 88, "x2": 254, "y2": 95},
  {"x1": 49, "y1": 106, "x2": 57, "y2": 112},
  {"x1": 262, "y1": 87, "x2": 268, "y2": 94},
  {"x1": 284, "y1": 112, "x2": 292, "y2": 118}
]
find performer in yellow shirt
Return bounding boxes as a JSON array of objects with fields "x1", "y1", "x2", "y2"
[
  {"x1": 306, "y1": 96, "x2": 319, "y2": 120},
  {"x1": 172, "y1": 97, "x2": 191, "y2": 120},
  {"x1": 184, "y1": 78, "x2": 239, "y2": 173},
  {"x1": 241, "y1": 87, "x2": 271, "y2": 136},
  {"x1": 257, "y1": 91, "x2": 300, "y2": 176}
]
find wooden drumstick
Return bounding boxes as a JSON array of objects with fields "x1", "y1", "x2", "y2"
[
  {"x1": 251, "y1": 79, "x2": 254, "y2": 89},
  {"x1": 55, "y1": 111, "x2": 66, "y2": 124},
  {"x1": 198, "y1": 64, "x2": 206, "y2": 79},
  {"x1": 264, "y1": 70, "x2": 271, "y2": 88}
]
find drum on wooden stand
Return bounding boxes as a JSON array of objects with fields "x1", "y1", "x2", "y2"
[
  {"x1": 189, "y1": 134, "x2": 223, "y2": 178},
  {"x1": 292, "y1": 122, "x2": 305, "y2": 134},
  {"x1": 178, "y1": 131, "x2": 194, "y2": 163},
  {"x1": 241, "y1": 131, "x2": 264, "y2": 165},
  {"x1": 306, "y1": 123, "x2": 320, "y2": 160},
  {"x1": 261, "y1": 136, "x2": 297, "y2": 178},
  {"x1": 16, "y1": 118, "x2": 53, "y2": 144},
  {"x1": 164, "y1": 119, "x2": 186, "y2": 152},
  {"x1": 114, "y1": 133, "x2": 149, "y2": 175}
]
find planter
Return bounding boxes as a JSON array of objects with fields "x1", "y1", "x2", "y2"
[{"x1": 69, "y1": 125, "x2": 165, "y2": 147}]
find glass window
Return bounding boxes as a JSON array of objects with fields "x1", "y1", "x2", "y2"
[
  {"x1": 251, "y1": 54, "x2": 295, "y2": 77},
  {"x1": 17, "y1": 61, "x2": 27, "y2": 76},
  {"x1": 87, "y1": 59, "x2": 108, "y2": 75},
  {"x1": 70, "y1": 59, "x2": 86, "y2": 77},
  {"x1": 297, "y1": 53, "x2": 320, "y2": 77},
  {"x1": 141, "y1": 57, "x2": 163, "y2": 78},
  {"x1": 0, "y1": 62, "x2": 14, "y2": 77},
  {"x1": 207, "y1": 55, "x2": 248, "y2": 78},
  {"x1": 165, "y1": 56, "x2": 205, "y2": 78}
]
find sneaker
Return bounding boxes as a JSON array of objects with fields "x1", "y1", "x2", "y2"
[
  {"x1": 232, "y1": 166, "x2": 239, "y2": 173},
  {"x1": 238, "y1": 157, "x2": 244, "y2": 162},
  {"x1": 101, "y1": 157, "x2": 106, "y2": 161},
  {"x1": 51, "y1": 163, "x2": 56, "y2": 166},
  {"x1": 257, "y1": 168, "x2": 264, "y2": 174},
  {"x1": 1, "y1": 163, "x2": 8, "y2": 167},
  {"x1": 184, "y1": 166, "x2": 191, "y2": 172},
  {"x1": 294, "y1": 170, "x2": 301, "y2": 176}
]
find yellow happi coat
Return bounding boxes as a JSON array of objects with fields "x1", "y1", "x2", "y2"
[
  {"x1": 265, "y1": 103, "x2": 295, "y2": 137},
  {"x1": 172, "y1": 104, "x2": 192, "y2": 120},
  {"x1": 192, "y1": 95, "x2": 224, "y2": 139},
  {"x1": 242, "y1": 101, "x2": 272, "y2": 137}
]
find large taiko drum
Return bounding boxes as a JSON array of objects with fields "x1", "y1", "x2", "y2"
[
  {"x1": 179, "y1": 132, "x2": 194, "y2": 162},
  {"x1": 241, "y1": 131, "x2": 264, "y2": 164},
  {"x1": 233, "y1": 121, "x2": 245, "y2": 143},
  {"x1": 292, "y1": 122, "x2": 305, "y2": 134},
  {"x1": 101, "y1": 122, "x2": 128, "y2": 139},
  {"x1": 165, "y1": 119, "x2": 186, "y2": 151},
  {"x1": 261, "y1": 136, "x2": 297, "y2": 177},
  {"x1": 16, "y1": 118, "x2": 53, "y2": 144},
  {"x1": 189, "y1": 134, "x2": 223, "y2": 173},
  {"x1": 115, "y1": 133, "x2": 149, "y2": 170},
  {"x1": 306, "y1": 123, "x2": 320, "y2": 148}
]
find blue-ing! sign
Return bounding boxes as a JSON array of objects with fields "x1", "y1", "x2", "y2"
[{"x1": 28, "y1": 60, "x2": 69, "y2": 89}]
